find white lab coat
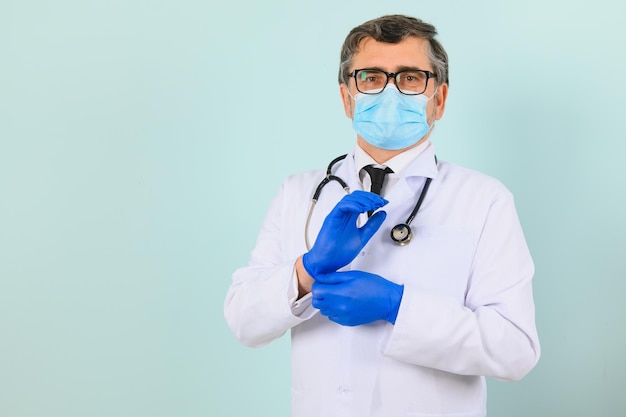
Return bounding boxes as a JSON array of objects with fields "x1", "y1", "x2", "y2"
[{"x1": 224, "y1": 144, "x2": 540, "y2": 417}]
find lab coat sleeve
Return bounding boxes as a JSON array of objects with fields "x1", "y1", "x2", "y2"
[
  {"x1": 384, "y1": 190, "x2": 540, "y2": 381},
  {"x1": 224, "y1": 179, "x2": 317, "y2": 348}
]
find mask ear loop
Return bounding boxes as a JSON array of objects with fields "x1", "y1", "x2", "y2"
[
  {"x1": 342, "y1": 75, "x2": 360, "y2": 114},
  {"x1": 422, "y1": 86, "x2": 439, "y2": 133},
  {"x1": 346, "y1": 88, "x2": 358, "y2": 114}
]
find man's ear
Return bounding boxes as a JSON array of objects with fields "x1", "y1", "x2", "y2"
[
  {"x1": 434, "y1": 83, "x2": 448, "y2": 121},
  {"x1": 339, "y1": 83, "x2": 353, "y2": 118}
]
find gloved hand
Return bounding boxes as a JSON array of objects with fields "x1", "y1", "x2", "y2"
[
  {"x1": 302, "y1": 191, "x2": 388, "y2": 278},
  {"x1": 311, "y1": 270, "x2": 404, "y2": 326}
]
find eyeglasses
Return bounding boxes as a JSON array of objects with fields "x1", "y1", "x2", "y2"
[{"x1": 349, "y1": 68, "x2": 437, "y2": 95}]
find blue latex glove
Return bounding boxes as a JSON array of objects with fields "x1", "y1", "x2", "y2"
[
  {"x1": 302, "y1": 191, "x2": 388, "y2": 278},
  {"x1": 311, "y1": 270, "x2": 404, "y2": 326}
]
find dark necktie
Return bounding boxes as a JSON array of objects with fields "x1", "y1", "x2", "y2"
[{"x1": 363, "y1": 165, "x2": 393, "y2": 216}]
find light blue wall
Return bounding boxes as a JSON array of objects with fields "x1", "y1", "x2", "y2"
[{"x1": 1, "y1": 1, "x2": 625, "y2": 416}]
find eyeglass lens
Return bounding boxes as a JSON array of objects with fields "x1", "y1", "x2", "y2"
[{"x1": 355, "y1": 70, "x2": 429, "y2": 95}]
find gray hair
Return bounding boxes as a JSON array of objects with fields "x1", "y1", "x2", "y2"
[{"x1": 338, "y1": 15, "x2": 449, "y2": 87}]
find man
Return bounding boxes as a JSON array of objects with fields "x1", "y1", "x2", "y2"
[{"x1": 224, "y1": 14, "x2": 540, "y2": 417}]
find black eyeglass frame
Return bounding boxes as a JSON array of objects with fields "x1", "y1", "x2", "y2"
[{"x1": 349, "y1": 68, "x2": 437, "y2": 95}]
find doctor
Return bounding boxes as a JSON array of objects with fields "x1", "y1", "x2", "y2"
[{"x1": 225, "y1": 14, "x2": 540, "y2": 417}]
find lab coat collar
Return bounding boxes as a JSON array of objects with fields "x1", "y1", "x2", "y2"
[{"x1": 401, "y1": 142, "x2": 439, "y2": 180}]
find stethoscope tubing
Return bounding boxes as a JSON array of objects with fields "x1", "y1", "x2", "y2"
[
  {"x1": 305, "y1": 154, "x2": 350, "y2": 250},
  {"x1": 311, "y1": 154, "x2": 349, "y2": 201}
]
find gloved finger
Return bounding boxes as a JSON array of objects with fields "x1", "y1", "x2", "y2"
[
  {"x1": 319, "y1": 308, "x2": 337, "y2": 320},
  {"x1": 327, "y1": 314, "x2": 358, "y2": 327},
  {"x1": 313, "y1": 272, "x2": 350, "y2": 285},
  {"x1": 311, "y1": 290, "x2": 335, "y2": 315},
  {"x1": 358, "y1": 210, "x2": 387, "y2": 241},
  {"x1": 312, "y1": 297, "x2": 332, "y2": 311},
  {"x1": 311, "y1": 282, "x2": 324, "y2": 301},
  {"x1": 344, "y1": 190, "x2": 388, "y2": 212},
  {"x1": 315, "y1": 301, "x2": 342, "y2": 320},
  {"x1": 350, "y1": 189, "x2": 388, "y2": 203},
  {"x1": 329, "y1": 191, "x2": 388, "y2": 217}
]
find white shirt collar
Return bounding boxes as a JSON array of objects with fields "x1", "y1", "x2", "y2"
[
  {"x1": 355, "y1": 140, "x2": 430, "y2": 176},
  {"x1": 354, "y1": 140, "x2": 432, "y2": 196}
]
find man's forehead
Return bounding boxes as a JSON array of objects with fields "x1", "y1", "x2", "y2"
[{"x1": 352, "y1": 36, "x2": 431, "y2": 71}]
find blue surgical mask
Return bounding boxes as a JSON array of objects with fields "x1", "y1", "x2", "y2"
[{"x1": 352, "y1": 85, "x2": 435, "y2": 150}]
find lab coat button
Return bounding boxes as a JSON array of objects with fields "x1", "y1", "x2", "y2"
[{"x1": 337, "y1": 385, "x2": 351, "y2": 394}]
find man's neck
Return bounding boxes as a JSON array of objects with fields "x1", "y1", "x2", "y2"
[{"x1": 356, "y1": 135, "x2": 431, "y2": 164}]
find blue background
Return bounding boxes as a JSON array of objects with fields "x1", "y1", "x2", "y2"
[{"x1": 1, "y1": 1, "x2": 625, "y2": 416}]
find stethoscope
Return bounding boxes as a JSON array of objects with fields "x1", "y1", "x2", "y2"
[{"x1": 305, "y1": 154, "x2": 433, "y2": 250}]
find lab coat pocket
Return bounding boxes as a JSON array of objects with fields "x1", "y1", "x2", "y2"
[{"x1": 400, "y1": 225, "x2": 474, "y2": 305}]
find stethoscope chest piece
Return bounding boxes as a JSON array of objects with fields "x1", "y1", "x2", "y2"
[{"x1": 391, "y1": 223, "x2": 413, "y2": 246}]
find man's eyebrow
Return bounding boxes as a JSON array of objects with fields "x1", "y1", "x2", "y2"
[
  {"x1": 356, "y1": 65, "x2": 430, "y2": 73},
  {"x1": 395, "y1": 65, "x2": 429, "y2": 72}
]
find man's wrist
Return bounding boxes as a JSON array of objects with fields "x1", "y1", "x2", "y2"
[{"x1": 296, "y1": 256, "x2": 315, "y2": 299}]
